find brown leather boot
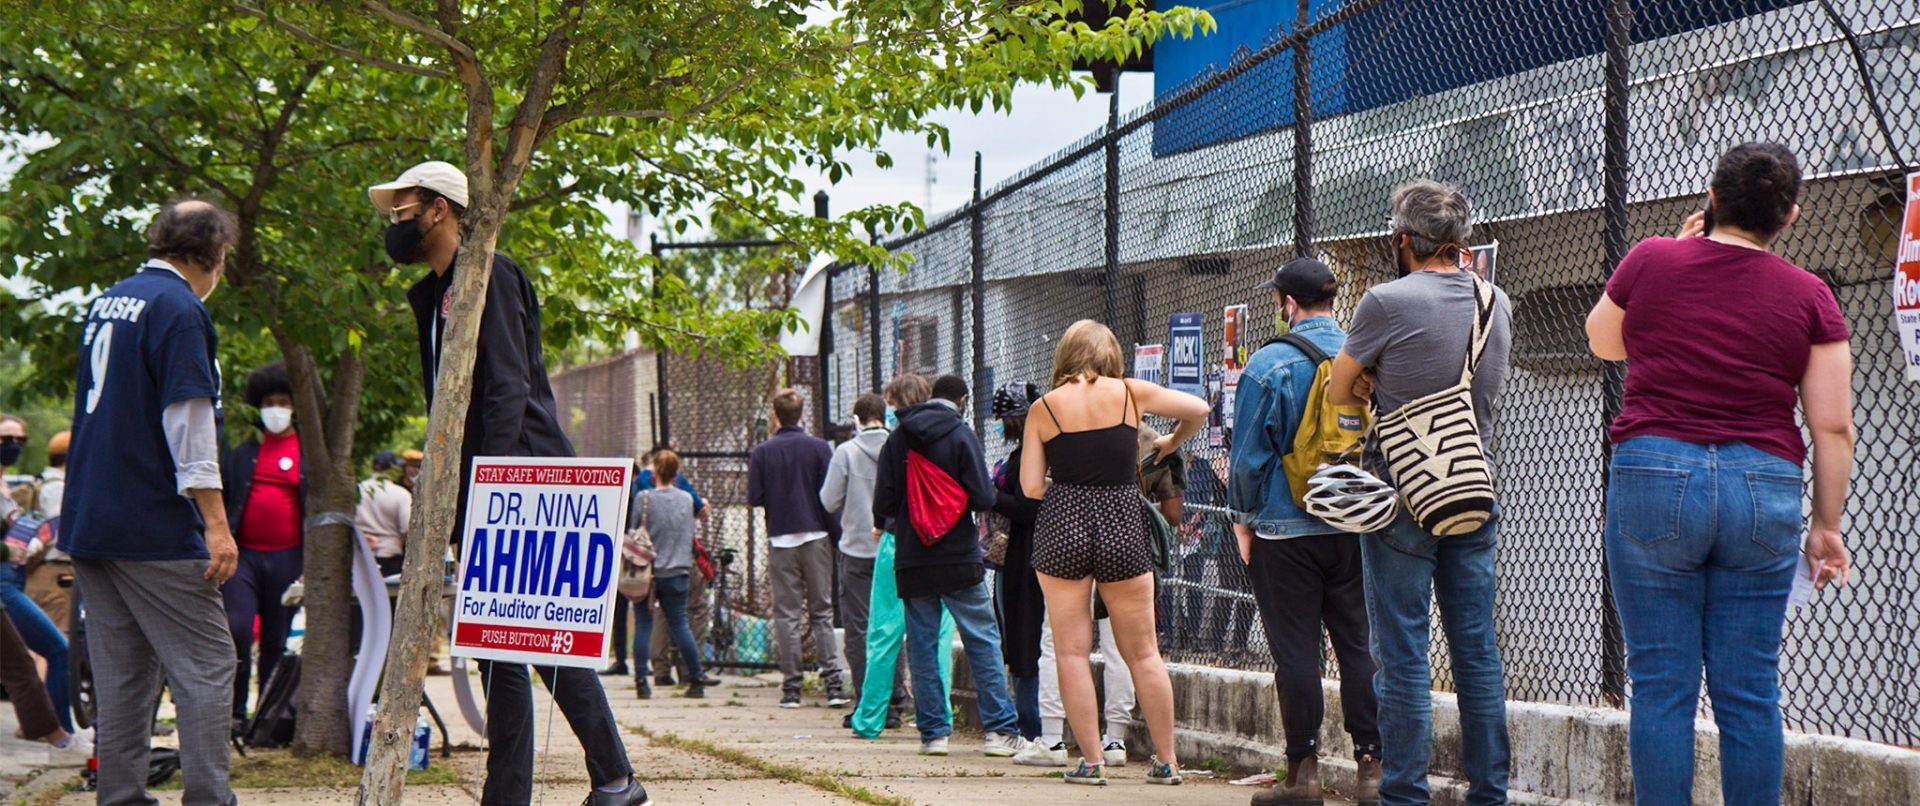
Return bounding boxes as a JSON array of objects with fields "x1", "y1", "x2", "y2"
[
  {"x1": 1250, "y1": 755, "x2": 1321, "y2": 805},
  {"x1": 1355, "y1": 754, "x2": 1382, "y2": 806}
]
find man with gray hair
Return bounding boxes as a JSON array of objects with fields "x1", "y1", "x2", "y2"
[
  {"x1": 1328, "y1": 179, "x2": 1514, "y2": 805},
  {"x1": 60, "y1": 198, "x2": 241, "y2": 806}
]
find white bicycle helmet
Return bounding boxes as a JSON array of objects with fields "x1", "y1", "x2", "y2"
[{"x1": 1304, "y1": 463, "x2": 1399, "y2": 534}]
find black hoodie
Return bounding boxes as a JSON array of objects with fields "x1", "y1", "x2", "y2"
[{"x1": 872, "y1": 400, "x2": 997, "y2": 599}]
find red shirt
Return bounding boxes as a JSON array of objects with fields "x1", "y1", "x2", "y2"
[
  {"x1": 237, "y1": 430, "x2": 303, "y2": 551},
  {"x1": 1606, "y1": 237, "x2": 1850, "y2": 465}
]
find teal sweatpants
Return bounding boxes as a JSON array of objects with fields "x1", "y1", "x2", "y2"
[{"x1": 852, "y1": 533, "x2": 954, "y2": 738}]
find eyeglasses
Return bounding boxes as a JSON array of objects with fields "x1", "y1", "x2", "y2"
[
  {"x1": 387, "y1": 200, "x2": 425, "y2": 224},
  {"x1": 0, "y1": 436, "x2": 26, "y2": 446}
]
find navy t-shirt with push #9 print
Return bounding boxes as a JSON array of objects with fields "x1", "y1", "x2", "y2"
[{"x1": 58, "y1": 263, "x2": 224, "y2": 561}]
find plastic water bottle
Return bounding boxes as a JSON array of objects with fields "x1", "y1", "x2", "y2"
[{"x1": 409, "y1": 716, "x2": 431, "y2": 771}]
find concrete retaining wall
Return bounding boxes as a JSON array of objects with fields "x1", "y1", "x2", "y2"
[{"x1": 949, "y1": 650, "x2": 1920, "y2": 804}]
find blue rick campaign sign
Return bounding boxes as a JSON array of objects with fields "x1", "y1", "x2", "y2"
[{"x1": 448, "y1": 457, "x2": 633, "y2": 668}]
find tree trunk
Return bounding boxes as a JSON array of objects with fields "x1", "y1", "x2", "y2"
[
  {"x1": 358, "y1": 222, "x2": 504, "y2": 805},
  {"x1": 292, "y1": 480, "x2": 357, "y2": 754},
  {"x1": 361, "y1": 9, "x2": 582, "y2": 799},
  {"x1": 277, "y1": 341, "x2": 368, "y2": 756}
]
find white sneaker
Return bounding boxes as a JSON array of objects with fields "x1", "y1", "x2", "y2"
[
  {"x1": 1013, "y1": 740, "x2": 1069, "y2": 767},
  {"x1": 982, "y1": 732, "x2": 1028, "y2": 758},
  {"x1": 1102, "y1": 739, "x2": 1127, "y2": 767},
  {"x1": 919, "y1": 737, "x2": 949, "y2": 756},
  {"x1": 48, "y1": 731, "x2": 93, "y2": 766}
]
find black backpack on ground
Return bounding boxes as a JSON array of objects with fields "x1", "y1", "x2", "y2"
[{"x1": 243, "y1": 653, "x2": 301, "y2": 748}]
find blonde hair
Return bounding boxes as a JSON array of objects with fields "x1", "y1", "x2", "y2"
[{"x1": 1051, "y1": 320, "x2": 1126, "y2": 387}]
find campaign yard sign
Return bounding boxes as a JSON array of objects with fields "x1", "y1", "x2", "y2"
[
  {"x1": 450, "y1": 457, "x2": 633, "y2": 668},
  {"x1": 1895, "y1": 171, "x2": 1920, "y2": 383},
  {"x1": 1168, "y1": 313, "x2": 1205, "y2": 396}
]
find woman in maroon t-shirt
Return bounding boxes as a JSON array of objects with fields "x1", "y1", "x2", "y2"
[{"x1": 1584, "y1": 143, "x2": 1854, "y2": 805}]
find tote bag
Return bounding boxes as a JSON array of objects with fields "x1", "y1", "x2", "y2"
[{"x1": 1372, "y1": 274, "x2": 1498, "y2": 536}]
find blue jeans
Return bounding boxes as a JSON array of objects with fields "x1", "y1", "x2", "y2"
[
  {"x1": 1360, "y1": 509, "x2": 1509, "y2": 806},
  {"x1": 1606, "y1": 437, "x2": 1799, "y2": 805},
  {"x1": 0, "y1": 563, "x2": 70, "y2": 732},
  {"x1": 902, "y1": 577, "x2": 1020, "y2": 742},
  {"x1": 634, "y1": 574, "x2": 703, "y2": 683}
]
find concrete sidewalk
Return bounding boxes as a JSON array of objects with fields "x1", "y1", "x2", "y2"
[
  {"x1": 604, "y1": 669, "x2": 1300, "y2": 805},
  {"x1": 28, "y1": 666, "x2": 1325, "y2": 805}
]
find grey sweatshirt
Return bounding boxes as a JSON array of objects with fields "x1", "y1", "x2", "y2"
[{"x1": 819, "y1": 426, "x2": 888, "y2": 559}]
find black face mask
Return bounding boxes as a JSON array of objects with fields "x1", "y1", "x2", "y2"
[
  {"x1": 384, "y1": 214, "x2": 431, "y2": 264},
  {"x1": 0, "y1": 443, "x2": 22, "y2": 467}
]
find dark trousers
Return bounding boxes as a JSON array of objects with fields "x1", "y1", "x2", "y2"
[
  {"x1": 476, "y1": 661, "x2": 633, "y2": 805},
  {"x1": 220, "y1": 545, "x2": 302, "y2": 720},
  {"x1": 1247, "y1": 533, "x2": 1380, "y2": 761},
  {"x1": 839, "y1": 554, "x2": 904, "y2": 717},
  {"x1": 610, "y1": 596, "x2": 629, "y2": 664},
  {"x1": 1, "y1": 609, "x2": 61, "y2": 740}
]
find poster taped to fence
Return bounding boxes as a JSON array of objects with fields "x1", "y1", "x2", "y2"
[
  {"x1": 1133, "y1": 344, "x2": 1165, "y2": 385},
  {"x1": 1169, "y1": 313, "x2": 1204, "y2": 396},
  {"x1": 1223, "y1": 305, "x2": 1248, "y2": 427},
  {"x1": 1206, "y1": 371, "x2": 1226, "y2": 449},
  {"x1": 449, "y1": 457, "x2": 634, "y2": 668},
  {"x1": 1894, "y1": 172, "x2": 1920, "y2": 383},
  {"x1": 1458, "y1": 241, "x2": 1499, "y2": 284}
]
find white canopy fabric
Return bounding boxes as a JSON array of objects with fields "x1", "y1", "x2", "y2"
[{"x1": 778, "y1": 255, "x2": 835, "y2": 357}]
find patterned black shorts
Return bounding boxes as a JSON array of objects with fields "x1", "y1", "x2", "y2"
[{"x1": 1032, "y1": 482, "x2": 1154, "y2": 583}]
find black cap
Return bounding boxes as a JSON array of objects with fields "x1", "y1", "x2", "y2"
[
  {"x1": 373, "y1": 450, "x2": 399, "y2": 471},
  {"x1": 1256, "y1": 256, "x2": 1337, "y2": 302}
]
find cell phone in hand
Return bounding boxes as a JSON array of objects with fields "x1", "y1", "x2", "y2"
[{"x1": 1701, "y1": 196, "x2": 1715, "y2": 236}]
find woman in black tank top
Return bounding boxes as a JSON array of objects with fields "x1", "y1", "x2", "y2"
[{"x1": 1019, "y1": 320, "x2": 1208, "y2": 785}]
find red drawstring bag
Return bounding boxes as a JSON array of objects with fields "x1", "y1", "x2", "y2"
[{"x1": 906, "y1": 450, "x2": 968, "y2": 545}]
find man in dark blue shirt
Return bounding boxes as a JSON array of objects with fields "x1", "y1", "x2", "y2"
[
  {"x1": 60, "y1": 198, "x2": 240, "y2": 806},
  {"x1": 371, "y1": 161, "x2": 647, "y2": 806}
]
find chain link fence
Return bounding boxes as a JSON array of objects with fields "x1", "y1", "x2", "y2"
[{"x1": 806, "y1": 0, "x2": 1917, "y2": 744}]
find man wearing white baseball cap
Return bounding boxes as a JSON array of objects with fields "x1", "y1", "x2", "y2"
[{"x1": 370, "y1": 161, "x2": 650, "y2": 806}]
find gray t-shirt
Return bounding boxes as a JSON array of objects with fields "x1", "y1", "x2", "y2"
[
  {"x1": 638, "y1": 486, "x2": 697, "y2": 577},
  {"x1": 1344, "y1": 270, "x2": 1513, "y2": 442}
]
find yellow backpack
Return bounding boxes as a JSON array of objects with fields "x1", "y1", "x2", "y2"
[{"x1": 1274, "y1": 333, "x2": 1369, "y2": 507}]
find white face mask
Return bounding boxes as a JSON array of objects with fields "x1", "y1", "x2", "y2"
[{"x1": 260, "y1": 406, "x2": 294, "y2": 434}]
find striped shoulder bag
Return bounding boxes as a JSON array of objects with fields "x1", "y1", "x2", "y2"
[{"x1": 1372, "y1": 274, "x2": 1498, "y2": 536}]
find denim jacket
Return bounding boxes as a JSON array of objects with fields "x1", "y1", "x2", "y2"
[{"x1": 1226, "y1": 315, "x2": 1346, "y2": 538}]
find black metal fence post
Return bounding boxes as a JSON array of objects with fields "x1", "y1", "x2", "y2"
[
  {"x1": 1597, "y1": 0, "x2": 1634, "y2": 708},
  {"x1": 970, "y1": 152, "x2": 988, "y2": 431},
  {"x1": 651, "y1": 233, "x2": 671, "y2": 449},
  {"x1": 869, "y1": 235, "x2": 883, "y2": 394},
  {"x1": 1103, "y1": 91, "x2": 1121, "y2": 326},
  {"x1": 1292, "y1": 0, "x2": 1313, "y2": 255},
  {"x1": 814, "y1": 191, "x2": 833, "y2": 436}
]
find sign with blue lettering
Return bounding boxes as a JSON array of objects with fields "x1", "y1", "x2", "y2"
[
  {"x1": 449, "y1": 457, "x2": 633, "y2": 668},
  {"x1": 1168, "y1": 313, "x2": 1205, "y2": 396}
]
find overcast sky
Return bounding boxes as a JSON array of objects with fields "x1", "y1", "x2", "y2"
[
  {"x1": 800, "y1": 72, "x2": 1155, "y2": 223},
  {"x1": 623, "y1": 71, "x2": 1155, "y2": 245}
]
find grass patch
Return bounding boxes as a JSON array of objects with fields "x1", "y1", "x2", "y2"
[
  {"x1": 150, "y1": 747, "x2": 466, "y2": 791},
  {"x1": 630, "y1": 724, "x2": 913, "y2": 806},
  {"x1": 1194, "y1": 756, "x2": 1234, "y2": 776}
]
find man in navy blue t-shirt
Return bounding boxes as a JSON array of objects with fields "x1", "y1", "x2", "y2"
[
  {"x1": 59, "y1": 198, "x2": 240, "y2": 806},
  {"x1": 370, "y1": 161, "x2": 647, "y2": 806}
]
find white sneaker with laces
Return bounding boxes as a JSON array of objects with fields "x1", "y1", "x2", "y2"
[
  {"x1": 1013, "y1": 740, "x2": 1069, "y2": 767},
  {"x1": 1102, "y1": 739, "x2": 1127, "y2": 767},
  {"x1": 982, "y1": 732, "x2": 1028, "y2": 758},
  {"x1": 919, "y1": 737, "x2": 950, "y2": 756}
]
